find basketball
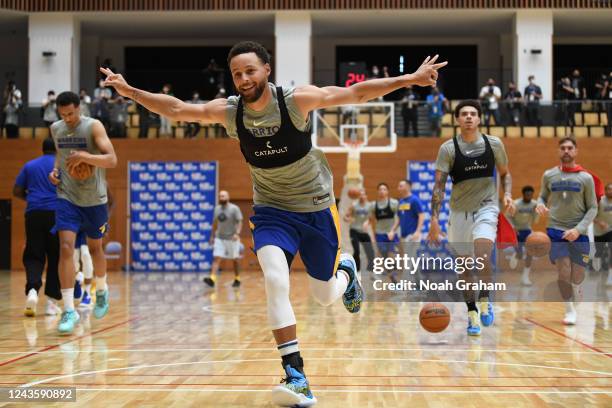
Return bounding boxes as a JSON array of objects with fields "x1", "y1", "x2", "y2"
[
  {"x1": 69, "y1": 162, "x2": 94, "y2": 181},
  {"x1": 525, "y1": 231, "x2": 551, "y2": 257},
  {"x1": 347, "y1": 187, "x2": 361, "y2": 199},
  {"x1": 419, "y1": 303, "x2": 451, "y2": 333}
]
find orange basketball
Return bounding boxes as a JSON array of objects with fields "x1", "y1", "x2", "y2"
[
  {"x1": 525, "y1": 231, "x2": 551, "y2": 257},
  {"x1": 347, "y1": 187, "x2": 361, "y2": 199},
  {"x1": 69, "y1": 162, "x2": 94, "y2": 181},
  {"x1": 419, "y1": 303, "x2": 450, "y2": 333}
]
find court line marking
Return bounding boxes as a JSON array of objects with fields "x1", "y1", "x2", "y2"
[
  {"x1": 2, "y1": 382, "x2": 612, "y2": 388},
  {"x1": 525, "y1": 318, "x2": 612, "y2": 358},
  {"x1": 0, "y1": 317, "x2": 139, "y2": 368},
  {"x1": 19, "y1": 356, "x2": 612, "y2": 388},
  {"x1": 2, "y1": 373, "x2": 610, "y2": 379},
  {"x1": 0, "y1": 347, "x2": 607, "y2": 355},
  {"x1": 1, "y1": 342, "x2": 608, "y2": 348},
  {"x1": 56, "y1": 388, "x2": 612, "y2": 395}
]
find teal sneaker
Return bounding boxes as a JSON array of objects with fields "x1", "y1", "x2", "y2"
[
  {"x1": 467, "y1": 310, "x2": 481, "y2": 336},
  {"x1": 58, "y1": 310, "x2": 80, "y2": 335},
  {"x1": 339, "y1": 253, "x2": 362, "y2": 313},
  {"x1": 479, "y1": 298, "x2": 495, "y2": 327},
  {"x1": 271, "y1": 365, "x2": 317, "y2": 407},
  {"x1": 93, "y1": 289, "x2": 109, "y2": 319}
]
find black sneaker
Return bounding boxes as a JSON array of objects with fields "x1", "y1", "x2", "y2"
[
  {"x1": 203, "y1": 277, "x2": 215, "y2": 287},
  {"x1": 232, "y1": 279, "x2": 241, "y2": 288}
]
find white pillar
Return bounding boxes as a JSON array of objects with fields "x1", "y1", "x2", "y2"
[
  {"x1": 28, "y1": 13, "x2": 80, "y2": 106},
  {"x1": 514, "y1": 10, "x2": 553, "y2": 101},
  {"x1": 274, "y1": 11, "x2": 311, "y2": 88}
]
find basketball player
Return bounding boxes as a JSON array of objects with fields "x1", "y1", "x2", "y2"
[
  {"x1": 428, "y1": 100, "x2": 514, "y2": 337},
  {"x1": 369, "y1": 183, "x2": 400, "y2": 257},
  {"x1": 101, "y1": 41, "x2": 445, "y2": 407},
  {"x1": 509, "y1": 185, "x2": 538, "y2": 286},
  {"x1": 536, "y1": 138, "x2": 598, "y2": 325},
  {"x1": 343, "y1": 188, "x2": 374, "y2": 272},
  {"x1": 394, "y1": 180, "x2": 425, "y2": 273},
  {"x1": 48, "y1": 91, "x2": 117, "y2": 335},
  {"x1": 203, "y1": 190, "x2": 243, "y2": 288},
  {"x1": 594, "y1": 183, "x2": 612, "y2": 286}
]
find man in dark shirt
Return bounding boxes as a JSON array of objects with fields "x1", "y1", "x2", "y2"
[
  {"x1": 504, "y1": 82, "x2": 522, "y2": 126},
  {"x1": 13, "y1": 138, "x2": 61, "y2": 317},
  {"x1": 523, "y1": 75, "x2": 542, "y2": 126}
]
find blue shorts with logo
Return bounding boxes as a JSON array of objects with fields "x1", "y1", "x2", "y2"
[
  {"x1": 249, "y1": 205, "x2": 341, "y2": 281},
  {"x1": 53, "y1": 198, "x2": 108, "y2": 240},
  {"x1": 547, "y1": 228, "x2": 590, "y2": 267},
  {"x1": 375, "y1": 233, "x2": 399, "y2": 257}
]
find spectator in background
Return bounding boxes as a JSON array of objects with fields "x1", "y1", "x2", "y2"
[
  {"x1": 524, "y1": 75, "x2": 543, "y2": 126},
  {"x1": 556, "y1": 76, "x2": 576, "y2": 127},
  {"x1": 369, "y1": 65, "x2": 381, "y2": 79},
  {"x1": 109, "y1": 96, "x2": 129, "y2": 138},
  {"x1": 137, "y1": 101, "x2": 151, "y2": 139},
  {"x1": 202, "y1": 59, "x2": 224, "y2": 99},
  {"x1": 93, "y1": 79, "x2": 112, "y2": 131},
  {"x1": 185, "y1": 91, "x2": 203, "y2": 138},
  {"x1": 79, "y1": 89, "x2": 92, "y2": 117},
  {"x1": 42, "y1": 91, "x2": 59, "y2": 131},
  {"x1": 571, "y1": 69, "x2": 587, "y2": 100},
  {"x1": 2, "y1": 80, "x2": 22, "y2": 137},
  {"x1": 159, "y1": 84, "x2": 173, "y2": 137},
  {"x1": 504, "y1": 82, "x2": 522, "y2": 126},
  {"x1": 479, "y1": 78, "x2": 502, "y2": 126},
  {"x1": 594, "y1": 73, "x2": 608, "y2": 113},
  {"x1": 426, "y1": 87, "x2": 447, "y2": 137},
  {"x1": 400, "y1": 86, "x2": 419, "y2": 137},
  {"x1": 3, "y1": 89, "x2": 21, "y2": 138}
]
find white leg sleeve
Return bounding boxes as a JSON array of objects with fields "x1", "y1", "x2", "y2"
[
  {"x1": 257, "y1": 245, "x2": 296, "y2": 330},
  {"x1": 73, "y1": 248, "x2": 81, "y2": 273},
  {"x1": 80, "y1": 245, "x2": 94, "y2": 279},
  {"x1": 308, "y1": 269, "x2": 348, "y2": 307}
]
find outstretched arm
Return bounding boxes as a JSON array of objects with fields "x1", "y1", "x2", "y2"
[
  {"x1": 293, "y1": 55, "x2": 447, "y2": 114},
  {"x1": 100, "y1": 67, "x2": 227, "y2": 125}
]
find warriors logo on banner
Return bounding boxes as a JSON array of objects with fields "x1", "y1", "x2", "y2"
[{"x1": 129, "y1": 161, "x2": 218, "y2": 272}]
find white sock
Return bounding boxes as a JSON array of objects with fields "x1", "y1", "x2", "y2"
[
  {"x1": 61, "y1": 289, "x2": 75, "y2": 311},
  {"x1": 95, "y1": 275, "x2": 108, "y2": 292},
  {"x1": 565, "y1": 301, "x2": 575, "y2": 314},
  {"x1": 75, "y1": 271, "x2": 84, "y2": 284},
  {"x1": 522, "y1": 267, "x2": 530, "y2": 277},
  {"x1": 571, "y1": 283, "x2": 582, "y2": 302},
  {"x1": 277, "y1": 339, "x2": 299, "y2": 357},
  {"x1": 84, "y1": 283, "x2": 92, "y2": 294}
]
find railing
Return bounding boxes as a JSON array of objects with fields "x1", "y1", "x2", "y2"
[
  {"x1": 1, "y1": 0, "x2": 612, "y2": 11},
  {"x1": 1, "y1": 99, "x2": 611, "y2": 139}
]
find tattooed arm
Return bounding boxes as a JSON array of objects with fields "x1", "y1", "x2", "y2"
[
  {"x1": 427, "y1": 170, "x2": 448, "y2": 244},
  {"x1": 498, "y1": 164, "x2": 515, "y2": 214}
]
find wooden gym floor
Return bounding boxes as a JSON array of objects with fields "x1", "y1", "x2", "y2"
[{"x1": 0, "y1": 269, "x2": 610, "y2": 407}]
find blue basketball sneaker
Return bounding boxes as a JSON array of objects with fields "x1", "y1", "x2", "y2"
[
  {"x1": 58, "y1": 310, "x2": 80, "y2": 335},
  {"x1": 339, "y1": 253, "x2": 362, "y2": 313},
  {"x1": 74, "y1": 272, "x2": 84, "y2": 300},
  {"x1": 467, "y1": 310, "x2": 481, "y2": 336},
  {"x1": 79, "y1": 291, "x2": 92, "y2": 310},
  {"x1": 93, "y1": 289, "x2": 109, "y2": 319},
  {"x1": 479, "y1": 298, "x2": 495, "y2": 327},
  {"x1": 271, "y1": 365, "x2": 317, "y2": 407}
]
